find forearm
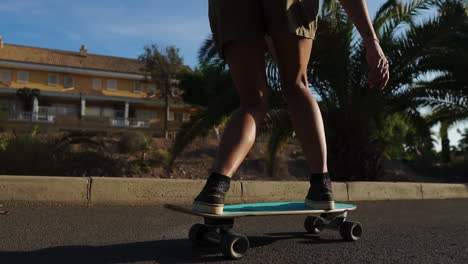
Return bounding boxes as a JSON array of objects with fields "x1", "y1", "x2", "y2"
[{"x1": 338, "y1": 0, "x2": 378, "y2": 44}]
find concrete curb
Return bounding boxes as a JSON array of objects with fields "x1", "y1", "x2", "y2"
[
  {"x1": 90, "y1": 178, "x2": 242, "y2": 206},
  {"x1": 421, "y1": 183, "x2": 468, "y2": 199},
  {"x1": 241, "y1": 181, "x2": 348, "y2": 203},
  {"x1": 0, "y1": 176, "x2": 467, "y2": 206},
  {"x1": 347, "y1": 182, "x2": 423, "y2": 201},
  {"x1": 0, "y1": 176, "x2": 89, "y2": 206}
]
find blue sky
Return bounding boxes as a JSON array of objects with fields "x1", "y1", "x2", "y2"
[
  {"x1": 0, "y1": 0, "x2": 465, "y2": 148},
  {"x1": 1, "y1": 0, "x2": 387, "y2": 67}
]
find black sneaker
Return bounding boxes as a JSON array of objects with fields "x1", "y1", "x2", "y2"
[
  {"x1": 192, "y1": 173, "x2": 230, "y2": 215},
  {"x1": 305, "y1": 172, "x2": 335, "y2": 210}
]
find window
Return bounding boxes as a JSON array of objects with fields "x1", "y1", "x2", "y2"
[
  {"x1": 168, "y1": 111, "x2": 174, "y2": 121},
  {"x1": 64, "y1": 75, "x2": 74, "y2": 88},
  {"x1": 53, "y1": 104, "x2": 77, "y2": 115},
  {"x1": 86, "y1": 106, "x2": 101, "y2": 116},
  {"x1": 107, "y1": 79, "x2": 117, "y2": 90},
  {"x1": 0, "y1": 69, "x2": 11, "y2": 82},
  {"x1": 133, "y1": 82, "x2": 142, "y2": 93},
  {"x1": 17, "y1": 71, "x2": 29, "y2": 83},
  {"x1": 92, "y1": 79, "x2": 102, "y2": 90},
  {"x1": 0, "y1": 99, "x2": 10, "y2": 112},
  {"x1": 48, "y1": 73, "x2": 59, "y2": 86},
  {"x1": 136, "y1": 109, "x2": 157, "y2": 120},
  {"x1": 147, "y1": 84, "x2": 156, "y2": 94},
  {"x1": 102, "y1": 107, "x2": 114, "y2": 117},
  {"x1": 182, "y1": 113, "x2": 190, "y2": 122}
]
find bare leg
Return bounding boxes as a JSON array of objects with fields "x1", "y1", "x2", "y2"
[
  {"x1": 212, "y1": 36, "x2": 270, "y2": 177},
  {"x1": 268, "y1": 34, "x2": 327, "y2": 174}
]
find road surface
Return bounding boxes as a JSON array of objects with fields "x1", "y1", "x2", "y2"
[{"x1": 1, "y1": 199, "x2": 467, "y2": 263}]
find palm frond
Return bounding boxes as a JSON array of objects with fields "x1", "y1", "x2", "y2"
[
  {"x1": 373, "y1": 0, "x2": 399, "y2": 36},
  {"x1": 169, "y1": 88, "x2": 239, "y2": 168},
  {"x1": 197, "y1": 34, "x2": 225, "y2": 66},
  {"x1": 378, "y1": 0, "x2": 443, "y2": 41}
]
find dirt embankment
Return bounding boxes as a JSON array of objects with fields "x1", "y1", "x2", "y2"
[
  {"x1": 4, "y1": 130, "x2": 463, "y2": 182},
  {"x1": 152, "y1": 138, "x2": 310, "y2": 181},
  {"x1": 150, "y1": 138, "x2": 466, "y2": 183}
]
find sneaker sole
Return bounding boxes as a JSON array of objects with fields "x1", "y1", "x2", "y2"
[
  {"x1": 192, "y1": 202, "x2": 224, "y2": 215},
  {"x1": 305, "y1": 199, "x2": 335, "y2": 210}
]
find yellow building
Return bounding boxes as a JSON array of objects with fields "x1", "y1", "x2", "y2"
[{"x1": 0, "y1": 36, "x2": 197, "y2": 137}]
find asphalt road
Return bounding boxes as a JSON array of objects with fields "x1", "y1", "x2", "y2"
[{"x1": 0, "y1": 199, "x2": 467, "y2": 264}]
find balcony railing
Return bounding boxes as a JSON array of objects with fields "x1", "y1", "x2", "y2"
[
  {"x1": 8, "y1": 110, "x2": 56, "y2": 123},
  {"x1": 110, "y1": 118, "x2": 151, "y2": 128}
]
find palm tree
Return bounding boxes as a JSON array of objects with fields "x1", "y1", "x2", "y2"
[
  {"x1": 414, "y1": 0, "x2": 468, "y2": 161},
  {"x1": 170, "y1": 0, "x2": 466, "y2": 180},
  {"x1": 198, "y1": 34, "x2": 226, "y2": 67},
  {"x1": 261, "y1": 0, "x2": 466, "y2": 180},
  {"x1": 15, "y1": 88, "x2": 40, "y2": 112},
  {"x1": 169, "y1": 62, "x2": 238, "y2": 168},
  {"x1": 456, "y1": 128, "x2": 468, "y2": 153}
]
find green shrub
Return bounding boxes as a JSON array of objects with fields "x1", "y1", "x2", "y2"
[
  {"x1": 0, "y1": 132, "x2": 56, "y2": 176},
  {"x1": 152, "y1": 149, "x2": 172, "y2": 167},
  {"x1": 0, "y1": 133, "x2": 13, "y2": 151},
  {"x1": 117, "y1": 131, "x2": 146, "y2": 154}
]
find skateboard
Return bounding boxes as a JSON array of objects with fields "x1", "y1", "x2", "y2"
[{"x1": 165, "y1": 201, "x2": 362, "y2": 259}]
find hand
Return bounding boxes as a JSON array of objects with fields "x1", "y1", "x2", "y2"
[{"x1": 365, "y1": 39, "x2": 389, "y2": 91}]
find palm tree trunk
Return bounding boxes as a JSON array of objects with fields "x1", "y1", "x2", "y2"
[{"x1": 440, "y1": 122, "x2": 451, "y2": 163}]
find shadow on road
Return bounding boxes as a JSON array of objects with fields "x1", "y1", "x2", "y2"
[
  {"x1": 266, "y1": 231, "x2": 349, "y2": 244},
  {"x1": 0, "y1": 232, "x2": 340, "y2": 263}
]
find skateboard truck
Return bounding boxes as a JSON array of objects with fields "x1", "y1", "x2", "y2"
[
  {"x1": 190, "y1": 217, "x2": 248, "y2": 260},
  {"x1": 188, "y1": 211, "x2": 362, "y2": 260},
  {"x1": 304, "y1": 211, "x2": 362, "y2": 241}
]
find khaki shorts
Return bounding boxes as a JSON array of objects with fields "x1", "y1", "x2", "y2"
[{"x1": 208, "y1": 0, "x2": 320, "y2": 59}]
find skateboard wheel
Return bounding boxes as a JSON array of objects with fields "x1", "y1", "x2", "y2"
[
  {"x1": 220, "y1": 233, "x2": 250, "y2": 260},
  {"x1": 189, "y1": 224, "x2": 210, "y2": 245},
  {"x1": 339, "y1": 221, "x2": 362, "y2": 241},
  {"x1": 304, "y1": 216, "x2": 325, "y2": 234}
]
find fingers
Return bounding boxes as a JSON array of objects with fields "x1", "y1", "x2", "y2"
[
  {"x1": 377, "y1": 58, "x2": 384, "y2": 70},
  {"x1": 379, "y1": 71, "x2": 390, "y2": 91},
  {"x1": 380, "y1": 59, "x2": 388, "y2": 75},
  {"x1": 368, "y1": 61, "x2": 389, "y2": 90},
  {"x1": 369, "y1": 56, "x2": 389, "y2": 90}
]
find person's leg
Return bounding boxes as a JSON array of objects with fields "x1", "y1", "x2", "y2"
[
  {"x1": 212, "y1": 36, "x2": 270, "y2": 177},
  {"x1": 269, "y1": 34, "x2": 326, "y2": 174},
  {"x1": 193, "y1": 35, "x2": 270, "y2": 214},
  {"x1": 268, "y1": 34, "x2": 334, "y2": 209}
]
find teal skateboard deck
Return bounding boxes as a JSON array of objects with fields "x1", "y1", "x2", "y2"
[
  {"x1": 165, "y1": 201, "x2": 356, "y2": 218},
  {"x1": 165, "y1": 202, "x2": 362, "y2": 260}
]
